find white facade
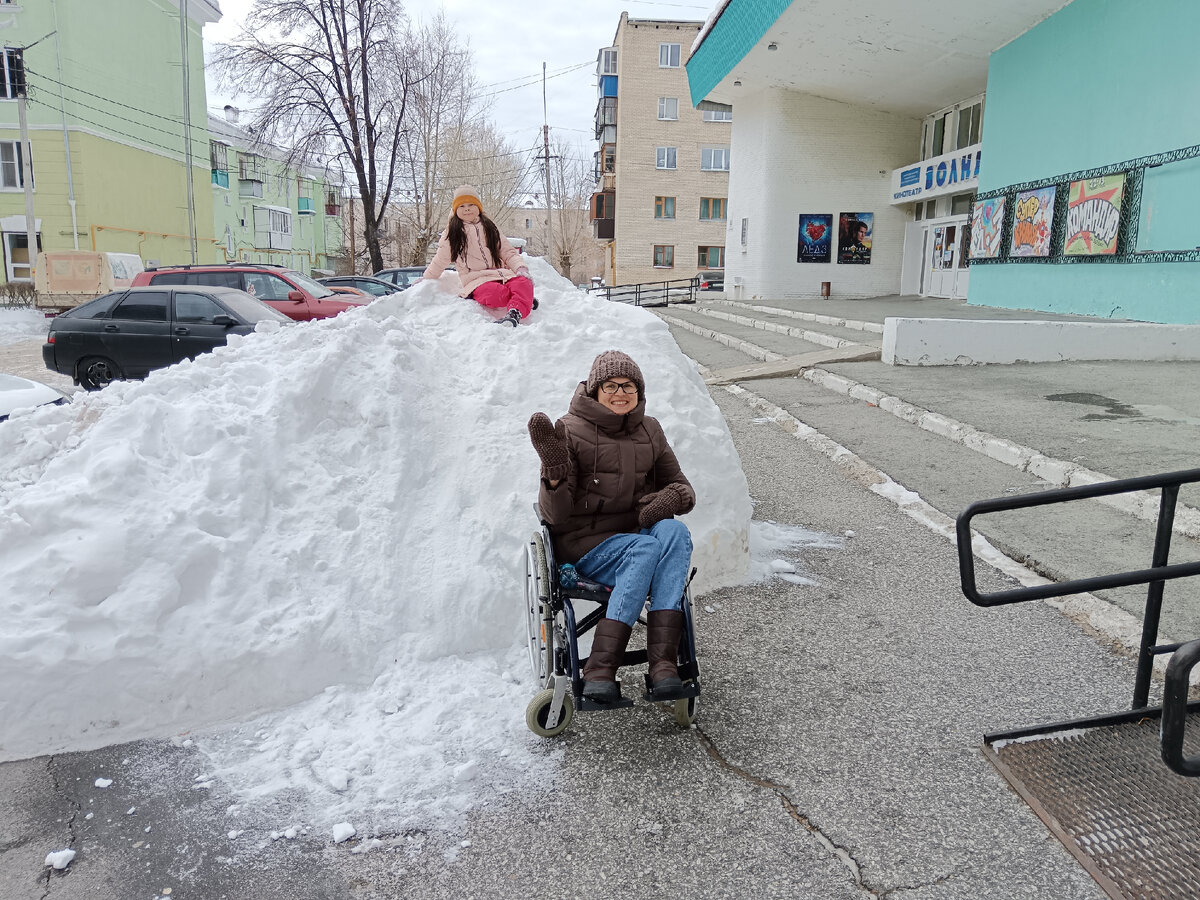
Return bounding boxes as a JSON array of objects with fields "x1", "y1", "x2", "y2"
[{"x1": 724, "y1": 88, "x2": 916, "y2": 301}]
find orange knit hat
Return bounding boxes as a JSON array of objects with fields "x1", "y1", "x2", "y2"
[{"x1": 451, "y1": 185, "x2": 483, "y2": 215}]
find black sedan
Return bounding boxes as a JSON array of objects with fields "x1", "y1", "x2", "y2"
[
  {"x1": 372, "y1": 266, "x2": 427, "y2": 289},
  {"x1": 43, "y1": 286, "x2": 291, "y2": 390},
  {"x1": 318, "y1": 275, "x2": 401, "y2": 297}
]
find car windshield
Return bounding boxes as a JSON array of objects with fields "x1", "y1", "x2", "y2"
[
  {"x1": 284, "y1": 270, "x2": 336, "y2": 298},
  {"x1": 360, "y1": 280, "x2": 395, "y2": 296},
  {"x1": 218, "y1": 291, "x2": 293, "y2": 323}
]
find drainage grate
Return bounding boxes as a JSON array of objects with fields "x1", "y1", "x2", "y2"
[{"x1": 987, "y1": 712, "x2": 1200, "y2": 900}]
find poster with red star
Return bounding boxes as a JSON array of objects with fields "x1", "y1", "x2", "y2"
[
  {"x1": 1064, "y1": 174, "x2": 1125, "y2": 256},
  {"x1": 1011, "y1": 187, "x2": 1056, "y2": 257}
]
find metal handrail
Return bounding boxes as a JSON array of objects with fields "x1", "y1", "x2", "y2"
[
  {"x1": 592, "y1": 276, "x2": 699, "y2": 307},
  {"x1": 956, "y1": 467, "x2": 1200, "y2": 774}
]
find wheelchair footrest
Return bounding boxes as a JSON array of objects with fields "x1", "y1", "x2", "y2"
[
  {"x1": 642, "y1": 677, "x2": 701, "y2": 703},
  {"x1": 577, "y1": 695, "x2": 635, "y2": 712}
]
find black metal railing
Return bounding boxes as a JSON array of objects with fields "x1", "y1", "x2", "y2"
[
  {"x1": 591, "y1": 276, "x2": 699, "y2": 307},
  {"x1": 956, "y1": 467, "x2": 1200, "y2": 775}
]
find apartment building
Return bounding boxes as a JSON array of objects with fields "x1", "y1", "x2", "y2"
[{"x1": 591, "y1": 14, "x2": 731, "y2": 287}]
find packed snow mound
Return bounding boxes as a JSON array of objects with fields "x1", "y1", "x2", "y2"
[
  {"x1": 0, "y1": 307, "x2": 49, "y2": 346},
  {"x1": 0, "y1": 256, "x2": 752, "y2": 829}
]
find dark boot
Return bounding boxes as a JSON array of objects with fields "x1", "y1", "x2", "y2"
[
  {"x1": 582, "y1": 618, "x2": 632, "y2": 703},
  {"x1": 646, "y1": 609, "x2": 688, "y2": 699},
  {"x1": 496, "y1": 308, "x2": 522, "y2": 327}
]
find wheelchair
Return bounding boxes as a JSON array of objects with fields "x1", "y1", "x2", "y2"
[{"x1": 522, "y1": 514, "x2": 702, "y2": 738}]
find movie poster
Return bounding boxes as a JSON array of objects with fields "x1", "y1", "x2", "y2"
[
  {"x1": 969, "y1": 196, "x2": 1006, "y2": 259},
  {"x1": 1010, "y1": 186, "x2": 1056, "y2": 257},
  {"x1": 797, "y1": 214, "x2": 833, "y2": 263},
  {"x1": 1064, "y1": 174, "x2": 1125, "y2": 255},
  {"x1": 837, "y1": 213, "x2": 873, "y2": 264}
]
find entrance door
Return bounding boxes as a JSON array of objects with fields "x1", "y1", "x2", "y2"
[
  {"x1": 925, "y1": 221, "x2": 966, "y2": 298},
  {"x1": 4, "y1": 232, "x2": 40, "y2": 282}
]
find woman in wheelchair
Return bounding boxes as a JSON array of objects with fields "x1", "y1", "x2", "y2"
[{"x1": 527, "y1": 350, "x2": 695, "y2": 704}]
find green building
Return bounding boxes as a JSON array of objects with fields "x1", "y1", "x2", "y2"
[{"x1": 207, "y1": 109, "x2": 344, "y2": 275}]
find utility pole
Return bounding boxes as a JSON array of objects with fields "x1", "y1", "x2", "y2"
[
  {"x1": 15, "y1": 55, "x2": 38, "y2": 283},
  {"x1": 348, "y1": 193, "x2": 357, "y2": 273},
  {"x1": 541, "y1": 63, "x2": 555, "y2": 272},
  {"x1": 179, "y1": 0, "x2": 197, "y2": 263}
]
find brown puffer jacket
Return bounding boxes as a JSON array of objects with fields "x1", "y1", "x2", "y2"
[{"x1": 537, "y1": 383, "x2": 695, "y2": 564}]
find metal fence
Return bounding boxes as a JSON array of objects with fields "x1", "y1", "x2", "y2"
[{"x1": 590, "y1": 276, "x2": 700, "y2": 307}]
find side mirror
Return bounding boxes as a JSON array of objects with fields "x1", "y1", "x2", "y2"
[
  {"x1": 287, "y1": 290, "x2": 305, "y2": 302},
  {"x1": 212, "y1": 314, "x2": 236, "y2": 328}
]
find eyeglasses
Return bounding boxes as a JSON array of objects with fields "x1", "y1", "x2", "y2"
[{"x1": 599, "y1": 381, "x2": 639, "y2": 395}]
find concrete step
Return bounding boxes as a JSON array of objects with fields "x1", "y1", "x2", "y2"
[
  {"x1": 690, "y1": 302, "x2": 880, "y2": 349},
  {"x1": 656, "y1": 307, "x2": 833, "y2": 361}
]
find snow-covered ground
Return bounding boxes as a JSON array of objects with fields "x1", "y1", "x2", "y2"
[
  {"x1": 0, "y1": 261, "x2": 833, "y2": 836},
  {"x1": 0, "y1": 306, "x2": 50, "y2": 346}
]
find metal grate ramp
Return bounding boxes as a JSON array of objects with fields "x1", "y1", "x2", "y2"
[{"x1": 986, "y1": 712, "x2": 1200, "y2": 900}]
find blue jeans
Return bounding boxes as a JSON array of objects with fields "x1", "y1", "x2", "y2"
[{"x1": 575, "y1": 519, "x2": 693, "y2": 626}]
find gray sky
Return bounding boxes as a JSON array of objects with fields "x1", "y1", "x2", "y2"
[{"x1": 204, "y1": 0, "x2": 715, "y2": 168}]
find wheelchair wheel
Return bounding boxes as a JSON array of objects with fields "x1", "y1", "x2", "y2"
[
  {"x1": 525, "y1": 687, "x2": 574, "y2": 738},
  {"x1": 673, "y1": 682, "x2": 699, "y2": 727},
  {"x1": 523, "y1": 532, "x2": 554, "y2": 686}
]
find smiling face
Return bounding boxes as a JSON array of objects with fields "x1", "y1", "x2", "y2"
[
  {"x1": 455, "y1": 203, "x2": 481, "y2": 224},
  {"x1": 596, "y1": 377, "x2": 639, "y2": 414}
]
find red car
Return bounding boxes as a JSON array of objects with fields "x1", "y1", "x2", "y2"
[{"x1": 132, "y1": 264, "x2": 365, "y2": 321}]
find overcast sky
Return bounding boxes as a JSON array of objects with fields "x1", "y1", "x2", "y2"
[{"x1": 204, "y1": 0, "x2": 715, "y2": 171}]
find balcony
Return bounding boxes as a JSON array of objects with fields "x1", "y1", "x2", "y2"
[
  {"x1": 325, "y1": 202, "x2": 341, "y2": 215},
  {"x1": 593, "y1": 218, "x2": 614, "y2": 240},
  {"x1": 594, "y1": 97, "x2": 617, "y2": 139},
  {"x1": 211, "y1": 169, "x2": 229, "y2": 189},
  {"x1": 238, "y1": 154, "x2": 265, "y2": 183},
  {"x1": 297, "y1": 197, "x2": 315, "y2": 215}
]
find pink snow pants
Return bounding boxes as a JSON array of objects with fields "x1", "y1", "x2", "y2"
[{"x1": 470, "y1": 276, "x2": 534, "y2": 318}]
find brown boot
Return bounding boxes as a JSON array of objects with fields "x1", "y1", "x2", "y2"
[
  {"x1": 646, "y1": 609, "x2": 688, "y2": 699},
  {"x1": 582, "y1": 618, "x2": 633, "y2": 703}
]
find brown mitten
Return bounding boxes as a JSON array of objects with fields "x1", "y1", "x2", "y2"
[
  {"x1": 528, "y1": 413, "x2": 570, "y2": 482},
  {"x1": 637, "y1": 482, "x2": 689, "y2": 529}
]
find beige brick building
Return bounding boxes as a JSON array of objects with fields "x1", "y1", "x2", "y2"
[{"x1": 592, "y1": 14, "x2": 731, "y2": 287}]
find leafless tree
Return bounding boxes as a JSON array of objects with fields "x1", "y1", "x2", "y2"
[
  {"x1": 543, "y1": 136, "x2": 598, "y2": 283},
  {"x1": 214, "y1": 0, "x2": 440, "y2": 273}
]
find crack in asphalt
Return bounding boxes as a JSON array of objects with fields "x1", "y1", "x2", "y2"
[
  {"x1": 691, "y1": 725, "x2": 955, "y2": 897},
  {"x1": 41, "y1": 755, "x2": 82, "y2": 896}
]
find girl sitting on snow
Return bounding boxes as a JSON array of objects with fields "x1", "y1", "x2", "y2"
[
  {"x1": 528, "y1": 350, "x2": 696, "y2": 703},
  {"x1": 421, "y1": 185, "x2": 535, "y2": 327}
]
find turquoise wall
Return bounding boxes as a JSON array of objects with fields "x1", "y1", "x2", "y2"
[
  {"x1": 969, "y1": 0, "x2": 1200, "y2": 323},
  {"x1": 686, "y1": 0, "x2": 792, "y2": 107}
]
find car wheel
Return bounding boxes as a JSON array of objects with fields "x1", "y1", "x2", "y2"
[{"x1": 77, "y1": 356, "x2": 123, "y2": 391}]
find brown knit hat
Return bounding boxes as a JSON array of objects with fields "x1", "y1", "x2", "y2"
[
  {"x1": 586, "y1": 350, "x2": 644, "y2": 398},
  {"x1": 451, "y1": 185, "x2": 483, "y2": 216}
]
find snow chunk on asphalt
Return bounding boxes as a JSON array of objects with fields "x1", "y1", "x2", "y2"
[
  {"x1": 331, "y1": 822, "x2": 356, "y2": 843},
  {"x1": 44, "y1": 848, "x2": 76, "y2": 869}
]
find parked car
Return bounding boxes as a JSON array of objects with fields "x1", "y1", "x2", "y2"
[
  {"x1": 319, "y1": 275, "x2": 400, "y2": 297},
  {"x1": 698, "y1": 270, "x2": 725, "y2": 292},
  {"x1": 43, "y1": 286, "x2": 291, "y2": 390},
  {"x1": 132, "y1": 263, "x2": 365, "y2": 321},
  {"x1": 0, "y1": 373, "x2": 70, "y2": 422},
  {"x1": 373, "y1": 267, "x2": 427, "y2": 290}
]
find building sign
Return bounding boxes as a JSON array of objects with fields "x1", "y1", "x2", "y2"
[
  {"x1": 837, "y1": 213, "x2": 873, "y2": 264},
  {"x1": 1011, "y1": 186, "x2": 1056, "y2": 257},
  {"x1": 969, "y1": 196, "x2": 1006, "y2": 259},
  {"x1": 797, "y1": 214, "x2": 832, "y2": 263},
  {"x1": 889, "y1": 143, "x2": 982, "y2": 204},
  {"x1": 1064, "y1": 174, "x2": 1124, "y2": 255}
]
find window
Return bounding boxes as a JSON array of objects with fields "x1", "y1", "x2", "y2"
[
  {"x1": 657, "y1": 97, "x2": 678, "y2": 120},
  {"x1": 174, "y1": 292, "x2": 227, "y2": 324},
  {"x1": 654, "y1": 196, "x2": 675, "y2": 219},
  {"x1": 525, "y1": 218, "x2": 532, "y2": 229},
  {"x1": 238, "y1": 153, "x2": 265, "y2": 181},
  {"x1": 956, "y1": 101, "x2": 983, "y2": 147},
  {"x1": 951, "y1": 192, "x2": 973, "y2": 216},
  {"x1": 592, "y1": 192, "x2": 614, "y2": 219},
  {"x1": 659, "y1": 43, "x2": 681, "y2": 68},
  {"x1": 656, "y1": 147, "x2": 677, "y2": 170},
  {"x1": 653, "y1": 245, "x2": 674, "y2": 268},
  {"x1": 243, "y1": 271, "x2": 294, "y2": 301},
  {"x1": 252, "y1": 206, "x2": 292, "y2": 250},
  {"x1": 703, "y1": 107, "x2": 732, "y2": 122},
  {"x1": 700, "y1": 197, "x2": 726, "y2": 220},
  {"x1": 740, "y1": 217, "x2": 748, "y2": 248},
  {"x1": 600, "y1": 48, "x2": 617, "y2": 75},
  {"x1": 698, "y1": 246, "x2": 725, "y2": 268},
  {"x1": 701, "y1": 147, "x2": 730, "y2": 171},
  {"x1": 112, "y1": 291, "x2": 169, "y2": 322},
  {"x1": 210, "y1": 142, "x2": 229, "y2": 172},
  {"x1": 602, "y1": 145, "x2": 615, "y2": 172},
  {"x1": 2, "y1": 47, "x2": 23, "y2": 100},
  {"x1": 0, "y1": 139, "x2": 30, "y2": 189}
]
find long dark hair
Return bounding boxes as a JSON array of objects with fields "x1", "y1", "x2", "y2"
[{"x1": 447, "y1": 211, "x2": 503, "y2": 267}]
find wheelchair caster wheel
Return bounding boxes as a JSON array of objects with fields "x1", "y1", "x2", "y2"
[
  {"x1": 526, "y1": 688, "x2": 574, "y2": 738},
  {"x1": 673, "y1": 682, "x2": 699, "y2": 727}
]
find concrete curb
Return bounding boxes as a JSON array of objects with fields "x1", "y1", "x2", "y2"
[
  {"x1": 706, "y1": 299, "x2": 886, "y2": 335},
  {"x1": 658, "y1": 312, "x2": 783, "y2": 362},
  {"x1": 703, "y1": 364, "x2": 1171, "y2": 674}
]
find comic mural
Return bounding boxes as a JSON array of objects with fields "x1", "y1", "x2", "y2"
[
  {"x1": 1064, "y1": 174, "x2": 1125, "y2": 255},
  {"x1": 1010, "y1": 187, "x2": 1056, "y2": 257},
  {"x1": 969, "y1": 196, "x2": 1006, "y2": 259}
]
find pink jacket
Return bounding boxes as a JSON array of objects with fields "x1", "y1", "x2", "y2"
[{"x1": 423, "y1": 223, "x2": 525, "y2": 297}]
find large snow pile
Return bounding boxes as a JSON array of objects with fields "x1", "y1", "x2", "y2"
[
  {"x1": 0, "y1": 257, "x2": 752, "y2": 832},
  {"x1": 0, "y1": 306, "x2": 49, "y2": 346}
]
